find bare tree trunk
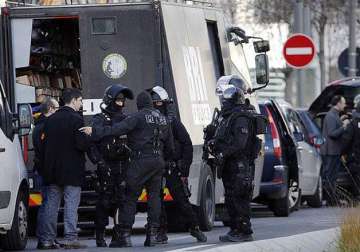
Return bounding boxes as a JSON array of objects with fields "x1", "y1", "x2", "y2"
[{"x1": 319, "y1": 28, "x2": 326, "y2": 90}]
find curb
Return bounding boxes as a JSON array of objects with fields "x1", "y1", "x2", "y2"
[{"x1": 168, "y1": 228, "x2": 340, "y2": 252}]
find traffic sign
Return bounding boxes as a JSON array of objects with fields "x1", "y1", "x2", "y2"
[
  {"x1": 283, "y1": 33, "x2": 316, "y2": 68},
  {"x1": 337, "y1": 47, "x2": 360, "y2": 77}
]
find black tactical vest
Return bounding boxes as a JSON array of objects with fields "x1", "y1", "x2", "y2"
[{"x1": 98, "y1": 112, "x2": 129, "y2": 161}]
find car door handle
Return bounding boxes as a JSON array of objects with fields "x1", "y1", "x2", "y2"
[
  {"x1": 0, "y1": 147, "x2": 5, "y2": 152},
  {"x1": 297, "y1": 147, "x2": 304, "y2": 151}
]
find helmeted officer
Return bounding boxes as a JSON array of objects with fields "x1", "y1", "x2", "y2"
[
  {"x1": 148, "y1": 86, "x2": 207, "y2": 243},
  {"x1": 88, "y1": 84, "x2": 133, "y2": 247},
  {"x1": 342, "y1": 94, "x2": 360, "y2": 200},
  {"x1": 81, "y1": 91, "x2": 174, "y2": 247},
  {"x1": 205, "y1": 83, "x2": 259, "y2": 242}
]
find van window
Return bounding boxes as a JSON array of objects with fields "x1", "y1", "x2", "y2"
[
  {"x1": 92, "y1": 17, "x2": 116, "y2": 35},
  {"x1": 206, "y1": 21, "x2": 224, "y2": 80}
]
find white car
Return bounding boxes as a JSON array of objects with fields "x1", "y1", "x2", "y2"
[
  {"x1": 276, "y1": 101, "x2": 323, "y2": 208},
  {"x1": 0, "y1": 81, "x2": 32, "y2": 250}
]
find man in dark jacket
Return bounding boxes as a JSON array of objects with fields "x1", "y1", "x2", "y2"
[
  {"x1": 342, "y1": 94, "x2": 360, "y2": 199},
  {"x1": 148, "y1": 86, "x2": 207, "y2": 243},
  {"x1": 33, "y1": 98, "x2": 59, "y2": 249},
  {"x1": 41, "y1": 89, "x2": 91, "y2": 249},
  {"x1": 81, "y1": 91, "x2": 174, "y2": 247},
  {"x1": 320, "y1": 95, "x2": 349, "y2": 204}
]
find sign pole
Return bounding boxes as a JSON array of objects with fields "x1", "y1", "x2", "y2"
[
  {"x1": 294, "y1": 0, "x2": 304, "y2": 107},
  {"x1": 348, "y1": 0, "x2": 358, "y2": 77}
]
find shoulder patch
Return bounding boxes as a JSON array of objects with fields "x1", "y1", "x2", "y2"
[{"x1": 240, "y1": 127, "x2": 248, "y2": 134}]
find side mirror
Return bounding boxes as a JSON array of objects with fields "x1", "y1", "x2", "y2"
[
  {"x1": 255, "y1": 54, "x2": 269, "y2": 85},
  {"x1": 17, "y1": 103, "x2": 33, "y2": 136},
  {"x1": 293, "y1": 131, "x2": 304, "y2": 142},
  {"x1": 253, "y1": 40, "x2": 270, "y2": 53}
]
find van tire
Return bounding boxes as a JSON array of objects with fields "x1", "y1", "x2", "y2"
[
  {"x1": 198, "y1": 166, "x2": 215, "y2": 231},
  {"x1": 307, "y1": 177, "x2": 323, "y2": 208},
  {"x1": 0, "y1": 190, "x2": 28, "y2": 251}
]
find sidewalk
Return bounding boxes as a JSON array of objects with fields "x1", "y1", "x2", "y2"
[{"x1": 168, "y1": 228, "x2": 340, "y2": 252}]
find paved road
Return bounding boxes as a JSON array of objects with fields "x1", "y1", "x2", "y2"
[{"x1": 24, "y1": 206, "x2": 343, "y2": 251}]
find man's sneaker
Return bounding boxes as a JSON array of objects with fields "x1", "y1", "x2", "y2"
[
  {"x1": 219, "y1": 229, "x2": 254, "y2": 242},
  {"x1": 37, "y1": 241, "x2": 60, "y2": 250},
  {"x1": 189, "y1": 226, "x2": 207, "y2": 242},
  {"x1": 54, "y1": 240, "x2": 65, "y2": 248},
  {"x1": 63, "y1": 240, "x2": 87, "y2": 249}
]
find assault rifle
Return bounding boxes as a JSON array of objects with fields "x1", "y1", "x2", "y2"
[{"x1": 202, "y1": 107, "x2": 220, "y2": 161}]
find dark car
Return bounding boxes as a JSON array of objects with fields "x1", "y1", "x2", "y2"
[
  {"x1": 256, "y1": 101, "x2": 301, "y2": 217},
  {"x1": 309, "y1": 77, "x2": 360, "y2": 201}
]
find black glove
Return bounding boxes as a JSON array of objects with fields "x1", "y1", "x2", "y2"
[
  {"x1": 215, "y1": 153, "x2": 225, "y2": 179},
  {"x1": 215, "y1": 153, "x2": 224, "y2": 166}
]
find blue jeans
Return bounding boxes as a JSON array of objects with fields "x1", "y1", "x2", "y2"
[{"x1": 41, "y1": 185, "x2": 81, "y2": 243}]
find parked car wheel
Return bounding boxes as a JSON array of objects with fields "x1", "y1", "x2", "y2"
[
  {"x1": 0, "y1": 190, "x2": 28, "y2": 251},
  {"x1": 198, "y1": 166, "x2": 215, "y2": 231},
  {"x1": 307, "y1": 177, "x2": 323, "y2": 208},
  {"x1": 270, "y1": 184, "x2": 290, "y2": 217},
  {"x1": 271, "y1": 180, "x2": 301, "y2": 217},
  {"x1": 289, "y1": 180, "x2": 301, "y2": 211}
]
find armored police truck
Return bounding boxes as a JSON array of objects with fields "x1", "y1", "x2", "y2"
[{"x1": 0, "y1": 0, "x2": 268, "y2": 232}]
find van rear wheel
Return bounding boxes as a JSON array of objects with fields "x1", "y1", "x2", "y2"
[
  {"x1": 198, "y1": 166, "x2": 215, "y2": 231},
  {"x1": 0, "y1": 190, "x2": 28, "y2": 251}
]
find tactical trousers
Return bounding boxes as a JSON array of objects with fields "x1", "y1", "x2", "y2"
[
  {"x1": 159, "y1": 170, "x2": 199, "y2": 229},
  {"x1": 222, "y1": 159, "x2": 253, "y2": 235},
  {"x1": 95, "y1": 165, "x2": 126, "y2": 232},
  {"x1": 118, "y1": 155, "x2": 165, "y2": 229}
]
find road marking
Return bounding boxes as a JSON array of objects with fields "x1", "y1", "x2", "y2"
[
  {"x1": 166, "y1": 244, "x2": 215, "y2": 252},
  {"x1": 286, "y1": 47, "x2": 312, "y2": 55}
]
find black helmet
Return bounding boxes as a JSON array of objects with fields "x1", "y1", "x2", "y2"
[
  {"x1": 149, "y1": 86, "x2": 171, "y2": 103},
  {"x1": 222, "y1": 85, "x2": 245, "y2": 104},
  {"x1": 103, "y1": 84, "x2": 134, "y2": 106},
  {"x1": 216, "y1": 75, "x2": 248, "y2": 97}
]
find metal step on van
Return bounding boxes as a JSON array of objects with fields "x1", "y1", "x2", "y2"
[{"x1": 0, "y1": 0, "x2": 269, "y2": 232}]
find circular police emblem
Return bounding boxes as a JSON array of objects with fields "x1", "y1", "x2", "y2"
[{"x1": 102, "y1": 53, "x2": 127, "y2": 79}]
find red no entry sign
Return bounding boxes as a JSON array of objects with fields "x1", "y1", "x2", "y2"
[{"x1": 283, "y1": 33, "x2": 316, "y2": 68}]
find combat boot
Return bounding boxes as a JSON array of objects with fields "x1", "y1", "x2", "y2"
[
  {"x1": 219, "y1": 229, "x2": 254, "y2": 242},
  {"x1": 189, "y1": 226, "x2": 207, "y2": 242},
  {"x1": 155, "y1": 227, "x2": 168, "y2": 244},
  {"x1": 144, "y1": 227, "x2": 163, "y2": 247},
  {"x1": 109, "y1": 225, "x2": 132, "y2": 248},
  {"x1": 95, "y1": 230, "x2": 107, "y2": 247}
]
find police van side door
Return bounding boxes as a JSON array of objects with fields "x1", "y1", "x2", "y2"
[{"x1": 79, "y1": 4, "x2": 161, "y2": 116}]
